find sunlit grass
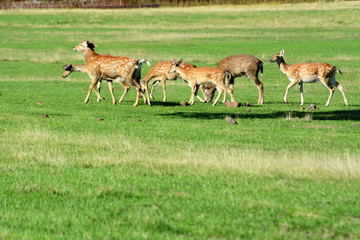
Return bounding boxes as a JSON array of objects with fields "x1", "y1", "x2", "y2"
[
  {"x1": 1, "y1": 125, "x2": 359, "y2": 180},
  {"x1": 1, "y1": 2, "x2": 360, "y2": 239}
]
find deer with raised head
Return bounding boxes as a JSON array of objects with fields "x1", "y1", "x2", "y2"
[
  {"x1": 141, "y1": 61, "x2": 214, "y2": 105},
  {"x1": 73, "y1": 40, "x2": 150, "y2": 106},
  {"x1": 269, "y1": 49, "x2": 348, "y2": 106},
  {"x1": 168, "y1": 59, "x2": 236, "y2": 106},
  {"x1": 217, "y1": 54, "x2": 264, "y2": 104},
  {"x1": 62, "y1": 63, "x2": 137, "y2": 103}
]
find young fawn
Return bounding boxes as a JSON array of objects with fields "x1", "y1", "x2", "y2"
[
  {"x1": 269, "y1": 49, "x2": 348, "y2": 106},
  {"x1": 73, "y1": 40, "x2": 150, "y2": 106},
  {"x1": 168, "y1": 59, "x2": 236, "y2": 106},
  {"x1": 141, "y1": 61, "x2": 213, "y2": 105},
  {"x1": 62, "y1": 63, "x2": 138, "y2": 103}
]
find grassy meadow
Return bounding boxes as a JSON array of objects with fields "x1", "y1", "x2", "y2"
[{"x1": 1, "y1": 2, "x2": 360, "y2": 239}]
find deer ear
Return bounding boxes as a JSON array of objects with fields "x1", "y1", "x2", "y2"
[
  {"x1": 86, "y1": 41, "x2": 97, "y2": 50},
  {"x1": 177, "y1": 58, "x2": 183, "y2": 66},
  {"x1": 280, "y1": 49, "x2": 284, "y2": 56},
  {"x1": 62, "y1": 64, "x2": 72, "y2": 70},
  {"x1": 173, "y1": 59, "x2": 177, "y2": 65}
]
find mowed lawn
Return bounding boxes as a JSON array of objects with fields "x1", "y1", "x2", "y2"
[{"x1": 0, "y1": 2, "x2": 360, "y2": 239}]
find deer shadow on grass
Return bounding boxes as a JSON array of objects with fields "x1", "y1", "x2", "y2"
[
  {"x1": 152, "y1": 101, "x2": 182, "y2": 107},
  {"x1": 158, "y1": 110, "x2": 360, "y2": 121}
]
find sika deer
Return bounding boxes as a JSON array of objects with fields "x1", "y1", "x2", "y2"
[
  {"x1": 62, "y1": 63, "x2": 134, "y2": 103},
  {"x1": 141, "y1": 61, "x2": 213, "y2": 105},
  {"x1": 169, "y1": 59, "x2": 236, "y2": 106},
  {"x1": 73, "y1": 41, "x2": 150, "y2": 106},
  {"x1": 269, "y1": 49, "x2": 348, "y2": 106},
  {"x1": 217, "y1": 55, "x2": 264, "y2": 104}
]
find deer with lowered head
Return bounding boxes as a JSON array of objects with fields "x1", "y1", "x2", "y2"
[
  {"x1": 269, "y1": 49, "x2": 348, "y2": 106},
  {"x1": 168, "y1": 59, "x2": 236, "y2": 106},
  {"x1": 217, "y1": 54, "x2": 264, "y2": 105},
  {"x1": 141, "y1": 61, "x2": 215, "y2": 105},
  {"x1": 62, "y1": 63, "x2": 143, "y2": 103},
  {"x1": 72, "y1": 40, "x2": 150, "y2": 106}
]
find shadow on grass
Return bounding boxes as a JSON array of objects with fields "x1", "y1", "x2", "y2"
[
  {"x1": 158, "y1": 110, "x2": 360, "y2": 121},
  {"x1": 152, "y1": 101, "x2": 182, "y2": 107}
]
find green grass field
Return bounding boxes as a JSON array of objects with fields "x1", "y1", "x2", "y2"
[{"x1": 1, "y1": 2, "x2": 360, "y2": 239}]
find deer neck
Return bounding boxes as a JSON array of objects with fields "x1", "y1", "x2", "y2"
[
  {"x1": 277, "y1": 56, "x2": 289, "y2": 75},
  {"x1": 72, "y1": 64, "x2": 88, "y2": 73},
  {"x1": 175, "y1": 67, "x2": 188, "y2": 79},
  {"x1": 83, "y1": 49, "x2": 97, "y2": 65}
]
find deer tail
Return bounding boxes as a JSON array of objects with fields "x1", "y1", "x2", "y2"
[
  {"x1": 259, "y1": 61, "x2": 263, "y2": 76},
  {"x1": 137, "y1": 59, "x2": 151, "y2": 68},
  {"x1": 335, "y1": 66, "x2": 342, "y2": 76}
]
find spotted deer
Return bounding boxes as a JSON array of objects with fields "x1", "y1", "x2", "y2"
[
  {"x1": 141, "y1": 61, "x2": 213, "y2": 105},
  {"x1": 217, "y1": 55, "x2": 264, "y2": 104},
  {"x1": 269, "y1": 49, "x2": 348, "y2": 106},
  {"x1": 169, "y1": 59, "x2": 236, "y2": 106},
  {"x1": 73, "y1": 41, "x2": 150, "y2": 106},
  {"x1": 62, "y1": 63, "x2": 138, "y2": 103}
]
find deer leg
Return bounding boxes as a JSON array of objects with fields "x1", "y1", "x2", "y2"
[
  {"x1": 133, "y1": 82, "x2": 141, "y2": 107},
  {"x1": 196, "y1": 94, "x2": 206, "y2": 103},
  {"x1": 213, "y1": 87, "x2": 224, "y2": 106},
  {"x1": 222, "y1": 91, "x2": 227, "y2": 103},
  {"x1": 247, "y1": 72, "x2": 264, "y2": 105},
  {"x1": 135, "y1": 87, "x2": 141, "y2": 107},
  {"x1": 107, "y1": 81, "x2": 116, "y2": 105},
  {"x1": 299, "y1": 82, "x2": 304, "y2": 105},
  {"x1": 189, "y1": 83, "x2": 197, "y2": 105},
  {"x1": 330, "y1": 75, "x2": 349, "y2": 106},
  {"x1": 141, "y1": 80, "x2": 151, "y2": 106},
  {"x1": 284, "y1": 80, "x2": 298, "y2": 104},
  {"x1": 195, "y1": 85, "x2": 206, "y2": 103},
  {"x1": 150, "y1": 80, "x2": 160, "y2": 100},
  {"x1": 85, "y1": 76, "x2": 101, "y2": 104},
  {"x1": 140, "y1": 78, "x2": 151, "y2": 106},
  {"x1": 200, "y1": 84, "x2": 216, "y2": 103},
  {"x1": 132, "y1": 81, "x2": 141, "y2": 107},
  {"x1": 197, "y1": 85, "x2": 206, "y2": 102},
  {"x1": 161, "y1": 75, "x2": 167, "y2": 102},
  {"x1": 127, "y1": 79, "x2": 142, "y2": 107},
  {"x1": 118, "y1": 82, "x2": 130, "y2": 103},
  {"x1": 141, "y1": 89, "x2": 147, "y2": 104},
  {"x1": 325, "y1": 85, "x2": 335, "y2": 106},
  {"x1": 126, "y1": 64, "x2": 143, "y2": 107},
  {"x1": 319, "y1": 78, "x2": 335, "y2": 106},
  {"x1": 96, "y1": 80, "x2": 105, "y2": 102},
  {"x1": 225, "y1": 85, "x2": 236, "y2": 103},
  {"x1": 222, "y1": 76, "x2": 234, "y2": 103},
  {"x1": 194, "y1": 84, "x2": 206, "y2": 103}
]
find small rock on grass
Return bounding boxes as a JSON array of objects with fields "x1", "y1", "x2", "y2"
[
  {"x1": 225, "y1": 116, "x2": 238, "y2": 125},
  {"x1": 42, "y1": 114, "x2": 49, "y2": 118},
  {"x1": 225, "y1": 101, "x2": 241, "y2": 108},
  {"x1": 134, "y1": 119, "x2": 142, "y2": 122},
  {"x1": 308, "y1": 104, "x2": 318, "y2": 110},
  {"x1": 95, "y1": 118, "x2": 104, "y2": 121},
  {"x1": 244, "y1": 102, "x2": 251, "y2": 107},
  {"x1": 180, "y1": 101, "x2": 189, "y2": 106},
  {"x1": 37, "y1": 102, "x2": 44, "y2": 105}
]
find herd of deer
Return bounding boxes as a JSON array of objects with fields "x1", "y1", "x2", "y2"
[{"x1": 62, "y1": 41, "x2": 349, "y2": 107}]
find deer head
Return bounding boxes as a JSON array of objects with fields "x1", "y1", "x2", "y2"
[
  {"x1": 62, "y1": 64, "x2": 74, "y2": 78},
  {"x1": 268, "y1": 49, "x2": 285, "y2": 63},
  {"x1": 168, "y1": 59, "x2": 183, "y2": 74},
  {"x1": 73, "y1": 40, "x2": 97, "y2": 52}
]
